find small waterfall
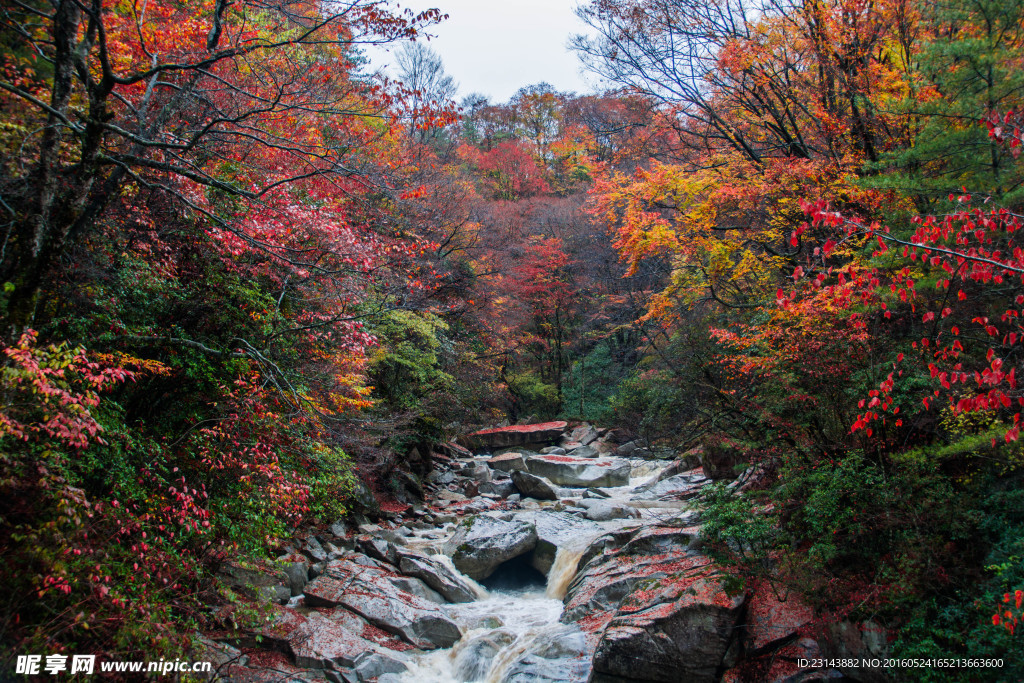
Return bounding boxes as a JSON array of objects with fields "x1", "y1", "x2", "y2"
[
  {"x1": 433, "y1": 553, "x2": 490, "y2": 600},
  {"x1": 544, "y1": 544, "x2": 587, "y2": 600}
]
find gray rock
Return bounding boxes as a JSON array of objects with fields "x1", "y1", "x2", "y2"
[
  {"x1": 304, "y1": 560, "x2": 460, "y2": 649},
  {"x1": 526, "y1": 455, "x2": 631, "y2": 488},
  {"x1": 303, "y1": 536, "x2": 328, "y2": 563},
  {"x1": 281, "y1": 560, "x2": 309, "y2": 596},
  {"x1": 397, "y1": 551, "x2": 479, "y2": 603},
  {"x1": 584, "y1": 502, "x2": 639, "y2": 521},
  {"x1": 330, "y1": 520, "x2": 350, "y2": 538},
  {"x1": 442, "y1": 516, "x2": 538, "y2": 580},
  {"x1": 351, "y1": 651, "x2": 408, "y2": 681},
  {"x1": 576, "y1": 527, "x2": 642, "y2": 572},
  {"x1": 259, "y1": 608, "x2": 395, "y2": 671},
  {"x1": 388, "y1": 576, "x2": 447, "y2": 604},
  {"x1": 357, "y1": 536, "x2": 400, "y2": 566},
  {"x1": 631, "y1": 472, "x2": 709, "y2": 501},
  {"x1": 430, "y1": 470, "x2": 456, "y2": 485},
  {"x1": 566, "y1": 444, "x2": 599, "y2": 458},
  {"x1": 349, "y1": 554, "x2": 389, "y2": 570},
  {"x1": 539, "y1": 446, "x2": 567, "y2": 455},
  {"x1": 592, "y1": 575, "x2": 746, "y2": 683},
  {"x1": 378, "y1": 529, "x2": 409, "y2": 547},
  {"x1": 264, "y1": 584, "x2": 291, "y2": 604},
  {"x1": 510, "y1": 469, "x2": 558, "y2": 501},
  {"x1": 436, "y1": 490, "x2": 468, "y2": 502},
  {"x1": 463, "y1": 465, "x2": 493, "y2": 482},
  {"x1": 563, "y1": 527, "x2": 697, "y2": 623},
  {"x1": 479, "y1": 479, "x2": 516, "y2": 498},
  {"x1": 614, "y1": 441, "x2": 637, "y2": 456},
  {"x1": 488, "y1": 452, "x2": 528, "y2": 472},
  {"x1": 193, "y1": 636, "x2": 245, "y2": 670},
  {"x1": 570, "y1": 424, "x2": 601, "y2": 445}
]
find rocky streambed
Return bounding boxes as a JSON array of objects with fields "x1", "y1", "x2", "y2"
[{"x1": 202, "y1": 422, "x2": 876, "y2": 683}]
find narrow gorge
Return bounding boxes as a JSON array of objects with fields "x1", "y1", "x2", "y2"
[{"x1": 201, "y1": 422, "x2": 881, "y2": 683}]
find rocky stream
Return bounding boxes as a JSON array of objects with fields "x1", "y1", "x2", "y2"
[{"x1": 202, "y1": 422, "x2": 887, "y2": 683}]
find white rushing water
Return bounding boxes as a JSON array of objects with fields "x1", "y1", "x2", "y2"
[
  {"x1": 544, "y1": 544, "x2": 588, "y2": 600},
  {"x1": 395, "y1": 456, "x2": 683, "y2": 682},
  {"x1": 397, "y1": 589, "x2": 567, "y2": 682}
]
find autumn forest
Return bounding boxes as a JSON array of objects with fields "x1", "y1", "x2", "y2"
[{"x1": 1, "y1": 0, "x2": 1023, "y2": 679}]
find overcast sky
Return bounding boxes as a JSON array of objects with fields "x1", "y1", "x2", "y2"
[{"x1": 367, "y1": 0, "x2": 601, "y2": 103}]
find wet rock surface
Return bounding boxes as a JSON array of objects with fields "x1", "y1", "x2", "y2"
[
  {"x1": 526, "y1": 454, "x2": 632, "y2": 487},
  {"x1": 205, "y1": 421, "x2": 849, "y2": 683},
  {"x1": 442, "y1": 515, "x2": 539, "y2": 580},
  {"x1": 304, "y1": 560, "x2": 460, "y2": 649}
]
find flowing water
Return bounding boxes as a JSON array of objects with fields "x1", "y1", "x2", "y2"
[
  {"x1": 395, "y1": 457, "x2": 686, "y2": 682},
  {"x1": 396, "y1": 532, "x2": 598, "y2": 682}
]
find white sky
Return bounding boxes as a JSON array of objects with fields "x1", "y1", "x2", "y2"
[{"x1": 368, "y1": 0, "x2": 601, "y2": 103}]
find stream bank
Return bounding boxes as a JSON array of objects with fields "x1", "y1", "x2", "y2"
[{"x1": 198, "y1": 422, "x2": 887, "y2": 683}]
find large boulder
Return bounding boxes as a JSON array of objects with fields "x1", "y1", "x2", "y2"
[
  {"x1": 563, "y1": 527, "x2": 698, "y2": 623},
  {"x1": 443, "y1": 515, "x2": 538, "y2": 580},
  {"x1": 591, "y1": 573, "x2": 746, "y2": 683},
  {"x1": 819, "y1": 620, "x2": 892, "y2": 683},
  {"x1": 387, "y1": 576, "x2": 446, "y2": 604},
  {"x1": 559, "y1": 524, "x2": 744, "y2": 682},
  {"x1": 247, "y1": 606, "x2": 407, "y2": 675},
  {"x1": 303, "y1": 560, "x2": 460, "y2": 649},
  {"x1": 396, "y1": 550, "x2": 481, "y2": 603},
  {"x1": 510, "y1": 469, "x2": 558, "y2": 501},
  {"x1": 526, "y1": 455, "x2": 631, "y2": 488},
  {"x1": 462, "y1": 421, "x2": 568, "y2": 451}
]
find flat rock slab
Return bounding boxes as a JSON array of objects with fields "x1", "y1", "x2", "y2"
[
  {"x1": 462, "y1": 421, "x2": 568, "y2": 451},
  {"x1": 303, "y1": 560, "x2": 459, "y2": 650},
  {"x1": 443, "y1": 515, "x2": 538, "y2": 580},
  {"x1": 526, "y1": 455, "x2": 631, "y2": 488}
]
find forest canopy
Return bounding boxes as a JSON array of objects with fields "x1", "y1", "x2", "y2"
[{"x1": 0, "y1": 0, "x2": 1022, "y2": 675}]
